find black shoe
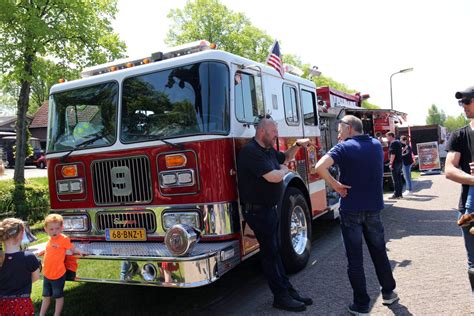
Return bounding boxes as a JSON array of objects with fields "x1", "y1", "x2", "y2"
[
  {"x1": 389, "y1": 195, "x2": 402, "y2": 199},
  {"x1": 347, "y1": 303, "x2": 369, "y2": 316},
  {"x1": 273, "y1": 295, "x2": 306, "y2": 312},
  {"x1": 289, "y1": 288, "x2": 313, "y2": 305}
]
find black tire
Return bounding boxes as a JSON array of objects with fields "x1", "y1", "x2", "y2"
[
  {"x1": 39, "y1": 161, "x2": 46, "y2": 169},
  {"x1": 279, "y1": 187, "x2": 311, "y2": 274}
]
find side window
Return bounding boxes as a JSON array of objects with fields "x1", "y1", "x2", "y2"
[
  {"x1": 283, "y1": 85, "x2": 299, "y2": 125},
  {"x1": 235, "y1": 72, "x2": 264, "y2": 122},
  {"x1": 301, "y1": 90, "x2": 318, "y2": 126}
]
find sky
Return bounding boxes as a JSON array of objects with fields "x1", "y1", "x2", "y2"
[{"x1": 112, "y1": 0, "x2": 474, "y2": 125}]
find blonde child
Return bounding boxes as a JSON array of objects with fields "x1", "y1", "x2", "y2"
[
  {"x1": 39, "y1": 214, "x2": 85, "y2": 316},
  {"x1": 0, "y1": 218, "x2": 41, "y2": 315}
]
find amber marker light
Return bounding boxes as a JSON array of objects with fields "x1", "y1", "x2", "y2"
[
  {"x1": 165, "y1": 154, "x2": 187, "y2": 168},
  {"x1": 110, "y1": 66, "x2": 118, "y2": 72},
  {"x1": 58, "y1": 79, "x2": 66, "y2": 83},
  {"x1": 210, "y1": 43, "x2": 217, "y2": 49},
  {"x1": 62, "y1": 165, "x2": 78, "y2": 178},
  {"x1": 126, "y1": 62, "x2": 134, "y2": 68},
  {"x1": 143, "y1": 58, "x2": 150, "y2": 64}
]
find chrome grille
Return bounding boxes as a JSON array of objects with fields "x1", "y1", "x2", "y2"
[
  {"x1": 92, "y1": 156, "x2": 152, "y2": 206},
  {"x1": 96, "y1": 211, "x2": 157, "y2": 233}
]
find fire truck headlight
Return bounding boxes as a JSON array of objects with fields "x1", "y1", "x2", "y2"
[
  {"x1": 69, "y1": 179, "x2": 83, "y2": 193},
  {"x1": 161, "y1": 173, "x2": 177, "y2": 186},
  {"x1": 177, "y1": 171, "x2": 193, "y2": 184},
  {"x1": 57, "y1": 181, "x2": 70, "y2": 193},
  {"x1": 159, "y1": 170, "x2": 195, "y2": 187},
  {"x1": 164, "y1": 224, "x2": 198, "y2": 256},
  {"x1": 56, "y1": 179, "x2": 84, "y2": 194},
  {"x1": 63, "y1": 215, "x2": 88, "y2": 232},
  {"x1": 162, "y1": 212, "x2": 200, "y2": 231}
]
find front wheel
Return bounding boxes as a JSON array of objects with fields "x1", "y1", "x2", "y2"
[{"x1": 280, "y1": 187, "x2": 311, "y2": 274}]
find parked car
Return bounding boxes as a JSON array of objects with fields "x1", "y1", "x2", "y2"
[
  {"x1": 1, "y1": 136, "x2": 42, "y2": 168},
  {"x1": 34, "y1": 152, "x2": 46, "y2": 169}
]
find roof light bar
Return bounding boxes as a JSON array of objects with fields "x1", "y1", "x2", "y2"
[{"x1": 81, "y1": 40, "x2": 217, "y2": 78}]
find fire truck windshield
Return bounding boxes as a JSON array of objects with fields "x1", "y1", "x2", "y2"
[
  {"x1": 48, "y1": 82, "x2": 118, "y2": 153},
  {"x1": 120, "y1": 61, "x2": 229, "y2": 143}
]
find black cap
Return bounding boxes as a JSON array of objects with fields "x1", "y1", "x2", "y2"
[{"x1": 455, "y1": 86, "x2": 474, "y2": 99}]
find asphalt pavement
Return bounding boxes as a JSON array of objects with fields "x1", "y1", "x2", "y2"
[
  {"x1": 204, "y1": 173, "x2": 474, "y2": 315},
  {"x1": 0, "y1": 165, "x2": 47, "y2": 180}
]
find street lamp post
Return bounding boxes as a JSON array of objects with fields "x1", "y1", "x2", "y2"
[{"x1": 390, "y1": 67, "x2": 414, "y2": 110}]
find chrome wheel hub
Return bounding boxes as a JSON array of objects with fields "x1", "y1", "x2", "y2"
[{"x1": 290, "y1": 205, "x2": 308, "y2": 255}]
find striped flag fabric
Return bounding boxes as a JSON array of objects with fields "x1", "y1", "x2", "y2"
[{"x1": 266, "y1": 40, "x2": 285, "y2": 78}]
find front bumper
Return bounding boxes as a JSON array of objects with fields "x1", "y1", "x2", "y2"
[{"x1": 70, "y1": 240, "x2": 240, "y2": 288}]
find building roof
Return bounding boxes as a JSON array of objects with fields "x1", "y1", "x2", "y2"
[
  {"x1": 30, "y1": 102, "x2": 48, "y2": 128},
  {"x1": 0, "y1": 116, "x2": 16, "y2": 125}
]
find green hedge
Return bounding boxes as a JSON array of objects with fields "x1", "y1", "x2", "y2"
[{"x1": 0, "y1": 178, "x2": 50, "y2": 223}]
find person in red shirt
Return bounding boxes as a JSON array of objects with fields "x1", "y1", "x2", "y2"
[
  {"x1": 39, "y1": 214, "x2": 86, "y2": 316},
  {"x1": 0, "y1": 218, "x2": 40, "y2": 316}
]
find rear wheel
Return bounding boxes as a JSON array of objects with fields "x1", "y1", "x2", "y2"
[
  {"x1": 39, "y1": 161, "x2": 46, "y2": 169},
  {"x1": 280, "y1": 187, "x2": 311, "y2": 274}
]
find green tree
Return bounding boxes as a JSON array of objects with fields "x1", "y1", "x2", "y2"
[
  {"x1": 426, "y1": 104, "x2": 446, "y2": 125},
  {"x1": 444, "y1": 113, "x2": 469, "y2": 132},
  {"x1": 166, "y1": 0, "x2": 273, "y2": 62},
  {"x1": 29, "y1": 59, "x2": 80, "y2": 114},
  {"x1": 0, "y1": 0, "x2": 125, "y2": 218}
]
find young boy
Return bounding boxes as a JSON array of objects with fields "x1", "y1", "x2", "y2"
[{"x1": 39, "y1": 214, "x2": 85, "y2": 316}]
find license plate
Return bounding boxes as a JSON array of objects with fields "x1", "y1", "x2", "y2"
[{"x1": 105, "y1": 228, "x2": 147, "y2": 241}]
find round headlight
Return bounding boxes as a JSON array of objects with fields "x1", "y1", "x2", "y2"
[
  {"x1": 164, "y1": 224, "x2": 198, "y2": 256},
  {"x1": 141, "y1": 263, "x2": 157, "y2": 281}
]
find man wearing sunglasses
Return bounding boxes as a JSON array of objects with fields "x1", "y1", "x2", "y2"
[{"x1": 445, "y1": 86, "x2": 474, "y2": 294}]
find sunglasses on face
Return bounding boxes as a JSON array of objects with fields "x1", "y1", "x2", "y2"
[
  {"x1": 338, "y1": 120, "x2": 351, "y2": 127},
  {"x1": 458, "y1": 98, "x2": 472, "y2": 106}
]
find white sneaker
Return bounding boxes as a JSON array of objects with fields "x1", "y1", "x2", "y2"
[{"x1": 403, "y1": 190, "x2": 412, "y2": 196}]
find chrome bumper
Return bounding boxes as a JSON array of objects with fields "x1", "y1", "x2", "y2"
[{"x1": 71, "y1": 240, "x2": 240, "y2": 288}]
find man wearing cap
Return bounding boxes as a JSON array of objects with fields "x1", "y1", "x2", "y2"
[{"x1": 445, "y1": 86, "x2": 474, "y2": 293}]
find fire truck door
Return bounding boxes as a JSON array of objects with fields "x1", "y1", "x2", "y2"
[{"x1": 300, "y1": 87, "x2": 327, "y2": 214}]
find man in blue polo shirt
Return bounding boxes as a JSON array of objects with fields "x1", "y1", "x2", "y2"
[{"x1": 315, "y1": 115, "x2": 398, "y2": 315}]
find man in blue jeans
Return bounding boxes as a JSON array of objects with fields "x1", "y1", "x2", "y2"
[
  {"x1": 316, "y1": 115, "x2": 398, "y2": 315},
  {"x1": 386, "y1": 132, "x2": 404, "y2": 199},
  {"x1": 445, "y1": 85, "x2": 474, "y2": 293}
]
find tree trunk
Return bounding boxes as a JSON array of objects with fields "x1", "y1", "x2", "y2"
[
  {"x1": 13, "y1": 51, "x2": 34, "y2": 219},
  {"x1": 14, "y1": 79, "x2": 31, "y2": 183}
]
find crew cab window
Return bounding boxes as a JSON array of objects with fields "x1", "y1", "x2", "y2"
[
  {"x1": 235, "y1": 72, "x2": 264, "y2": 123},
  {"x1": 283, "y1": 85, "x2": 299, "y2": 125},
  {"x1": 301, "y1": 89, "x2": 318, "y2": 126}
]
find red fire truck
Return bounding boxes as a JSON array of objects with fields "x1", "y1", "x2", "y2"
[
  {"x1": 44, "y1": 41, "x2": 339, "y2": 287},
  {"x1": 316, "y1": 86, "x2": 407, "y2": 187}
]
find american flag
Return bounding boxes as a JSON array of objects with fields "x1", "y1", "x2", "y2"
[{"x1": 266, "y1": 40, "x2": 285, "y2": 78}]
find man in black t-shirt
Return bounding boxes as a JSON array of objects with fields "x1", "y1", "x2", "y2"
[
  {"x1": 237, "y1": 118, "x2": 311, "y2": 312},
  {"x1": 386, "y1": 132, "x2": 404, "y2": 199},
  {"x1": 445, "y1": 85, "x2": 474, "y2": 293}
]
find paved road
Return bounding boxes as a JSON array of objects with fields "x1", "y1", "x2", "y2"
[
  {"x1": 201, "y1": 173, "x2": 473, "y2": 315},
  {"x1": 0, "y1": 165, "x2": 47, "y2": 180},
  {"x1": 16, "y1": 171, "x2": 474, "y2": 315}
]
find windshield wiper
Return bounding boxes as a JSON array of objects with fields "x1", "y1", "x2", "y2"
[
  {"x1": 157, "y1": 137, "x2": 184, "y2": 150},
  {"x1": 60, "y1": 132, "x2": 109, "y2": 162}
]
